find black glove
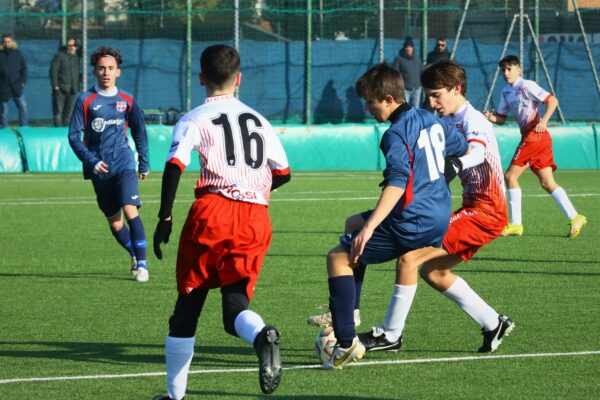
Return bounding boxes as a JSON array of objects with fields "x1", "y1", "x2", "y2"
[
  {"x1": 444, "y1": 156, "x2": 463, "y2": 184},
  {"x1": 153, "y1": 218, "x2": 172, "y2": 260}
]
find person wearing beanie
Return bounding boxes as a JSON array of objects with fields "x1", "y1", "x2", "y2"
[{"x1": 392, "y1": 37, "x2": 423, "y2": 108}]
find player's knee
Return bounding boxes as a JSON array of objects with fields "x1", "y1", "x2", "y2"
[
  {"x1": 327, "y1": 246, "x2": 347, "y2": 275},
  {"x1": 397, "y1": 254, "x2": 419, "y2": 274},
  {"x1": 168, "y1": 315, "x2": 198, "y2": 338},
  {"x1": 223, "y1": 306, "x2": 246, "y2": 337},
  {"x1": 222, "y1": 291, "x2": 249, "y2": 337}
]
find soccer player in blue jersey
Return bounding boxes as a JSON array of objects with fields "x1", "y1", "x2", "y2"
[
  {"x1": 68, "y1": 46, "x2": 150, "y2": 282},
  {"x1": 321, "y1": 63, "x2": 467, "y2": 369}
]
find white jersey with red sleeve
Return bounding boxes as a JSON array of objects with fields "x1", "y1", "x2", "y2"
[
  {"x1": 165, "y1": 94, "x2": 290, "y2": 206},
  {"x1": 496, "y1": 78, "x2": 552, "y2": 134},
  {"x1": 442, "y1": 102, "x2": 506, "y2": 214}
]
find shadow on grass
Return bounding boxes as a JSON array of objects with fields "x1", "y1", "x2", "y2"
[
  {"x1": 0, "y1": 341, "x2": 266, "y2": 368},
  {"x1": 0, "y1": 272, "x2": 140, "y2": 281},
  {"x1": 186, "y1": 391, "x2": 389, "y2": 399}
]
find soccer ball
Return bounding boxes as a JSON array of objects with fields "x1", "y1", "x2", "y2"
[{"x1": 314, "y1": 326, "x2": 337, "y2": 363}]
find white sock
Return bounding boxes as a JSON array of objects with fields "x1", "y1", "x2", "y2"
[
  {"x1": 234, "y1": 310, "x2": 265, "y2": 346},
  {"x1": 166, "y1": 336, "x2": 195, "y2": 400},
  {"x1": 442, "y1": 277, "x2": 498, "y2": 331},
  {"x1": 551, "y1": 187, "x2": 577, "y2": 220},
  {"x1": 383, "y1": 284, "x2": 417, "y2": 342},
  {"x1": 507, "y1": 188, "x2": 522, "y2": 225}
]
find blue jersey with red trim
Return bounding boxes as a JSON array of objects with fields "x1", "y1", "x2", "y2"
[
  {"x1": 68, "y1": 86, "x2": 149, "y2": 179},
  {"x1": 380, "y1": 104, "x2": 467, "y2": 246}
]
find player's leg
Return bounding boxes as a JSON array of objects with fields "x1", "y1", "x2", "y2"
[
  {"x1": 534, "y1": 167, "x2": 587, "y2": 237},
  {"x1": 222, "y1": 279, "x2": 281, "y2": 394},
  {"x1": 420, "y1": 257, "x2": 514, "y2": 352},
  {"x1": 119, "y1": 170, "x2": 148, "y2": 279},
  {"x1": 322, "y1": 244, "x2": 366, "y2": 369},
  {"x1": 364, "y1": 246, "x2": 441, "y2": 350},
  {"x1": 307, "y1": 212, "x2": 366, "y2": 327},
  {"x1": 92, "y1": 177, "x2": 137, "y2": 268},
  {"x1": 164, "y1": 288, "x2": 209, "y2": 400},
  {"x1": 503, "y1": 163, "x2": 528, "y2": 235},
  {"x1": 345, "y1": 213, "x2": 367, "y2": 318}
]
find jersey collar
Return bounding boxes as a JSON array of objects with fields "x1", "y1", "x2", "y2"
[
  {"x1": 389, "y1": 102, "x2": 411, "y2": 123},
  {"x1": 205, "y1": 94, "x2": 235, "y2": 103},
  {"x1": 94, "y1": 84, "x2": 118, "y2": 97}
]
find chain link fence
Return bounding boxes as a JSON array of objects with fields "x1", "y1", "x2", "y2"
[{"x1": 1, "y1": 0, "x2": 599, "y2": 124}]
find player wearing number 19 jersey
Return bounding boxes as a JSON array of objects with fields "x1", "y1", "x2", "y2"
[{"x1": 152, "y1": 45, "x2": 289, "y2": 400}]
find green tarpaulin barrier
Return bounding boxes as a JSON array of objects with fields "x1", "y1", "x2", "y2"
[
  {"x1": 1, "y1": 123, "x2": 599, "y2": 173},
  {"x1": 0, "y1": 129, "x2": 23, "y2": 172}
]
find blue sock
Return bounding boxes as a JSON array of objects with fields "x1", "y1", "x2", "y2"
[
  {"x1": 112, "y1": 225, "x2": 135, "y2": 258},
  {"x1": 328, "y1": 275, "x2": 356, "y2": 348},
  {"x1": 127, "y1": 216, "x2": 147, "y2": 268},
  {"x1": 353, "y1": 263, "x2": 366, "y2": 310}
]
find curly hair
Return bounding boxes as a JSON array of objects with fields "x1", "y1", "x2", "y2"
[{"x1": 91, "y1": 46, "x2": 123, "y2": 67}]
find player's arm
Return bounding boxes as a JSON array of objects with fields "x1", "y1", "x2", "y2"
[
  {"x1": 484, "y1": 109, "x2": 507, "y2": 125},
  {"x1": 68, "y1": 96, "x2": 102, "y2": 172},
  {"x1": 536, "y1": 95, "x2": 558, "y2": 132},
  {"x1": 265, "y1": 123, "x2": 291, "y2": 191},
  {"x1": 153, "y1": 119, "x2": 197, "y2": 259},
  {"x1": 351, "y1": 131, "x2": 408, "y2": 263},
  {"x1": 153, "y1": 162, "x2": 182, "y2": 259},
  {"x1": 128, "y1": 99, "x2": 150, "y2": 178},
  {"x1": 351, "y1": 185, "x2": 404, "y2": 263}
]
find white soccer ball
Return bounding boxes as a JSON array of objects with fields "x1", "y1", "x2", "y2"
[{"x1": 314, "y1": 326, "x2": 337, "y2": 363}]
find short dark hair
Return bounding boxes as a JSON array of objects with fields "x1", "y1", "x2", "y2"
[
  {"x1": 91, "y1": 46, "x2": 122, "y2": 67},
  {"x1": 421, "y1": 60, "x2": 467, "y2": 95},
  {"x1": 355, "y1": 63, "x2": 405, "y2": 103},
  {"x1": 2, "y1": 32, "x2": 13, "y2": 40},
  {"x1": 200, "y1": 45, "x2": 240, "y2": 89},
  {"x1": 499, "y1": 55, "x2": 520, "y2": 69}
]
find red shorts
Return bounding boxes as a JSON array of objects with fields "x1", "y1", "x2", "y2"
[
  {"x1": 176, "y1": 193, "x2": 272, "y2": 300},
  {"x1": 442, "y1": 206, "x2": 507, "y2": 262},
  {"x1": 510, "y1": 130, "x2": 556, "y2": 172}
]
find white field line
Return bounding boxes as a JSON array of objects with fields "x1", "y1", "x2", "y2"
[
  {"x1": 0, "y1": 350, "x2": 599, "y2": 385},
  {"x1": 0, "y1": 192, "x2": 599, "y2": 206}
]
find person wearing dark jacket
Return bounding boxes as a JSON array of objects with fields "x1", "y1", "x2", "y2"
[
  {"x1": 426, "y1": 38, "x2": 451, "y2": 66},
  {"x1": 0, "y1": 33, "x2": 27, "y2": 128},
  {"x1": 50, "y1": 38, "x2": 80, "y2": 126},
  {"x1": 392, "y1": 37, "x2": 423, "y2": 108}
]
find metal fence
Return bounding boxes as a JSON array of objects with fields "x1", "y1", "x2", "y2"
[{"x1": 1, "y1": 0, "x2": 599, "y2": 123}]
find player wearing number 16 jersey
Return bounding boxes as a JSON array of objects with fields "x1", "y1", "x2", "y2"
[
  {"x1": 321, "y1": 63, "x2": 467, "y2": 370},
  {"x1": 152, "y1": 45, "x2": 290, "y2": 400}
]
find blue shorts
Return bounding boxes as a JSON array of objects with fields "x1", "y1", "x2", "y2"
[
  {"x1": 91, "y1": 169, "x2": 141, "y2": 217},
  {"x1": 339, "y1": 210, "x2": 446, "y2": 265}
]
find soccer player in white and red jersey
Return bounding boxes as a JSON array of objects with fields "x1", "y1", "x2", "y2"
[
  {"x1": 485, "y1": 55, "x2": 586, "y2": 238},
  {"x1": 152, "y1": 44, "x2": 290, "y2": 400},
  {"x1": 357, "y1": 61, "x2": 514, "y2": 354}
]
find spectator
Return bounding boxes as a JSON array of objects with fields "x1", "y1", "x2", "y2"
[
  {"x1": 0, "y1": 33, "x2": 27, "y2": 128},
  {"x1": 392, "y1": 37, "x2": 423, "y2": 108},
  {"x1": 50, "y1": 38, "x2": 81, "y2": 126},
  {"x1": 426, "y1": 37, "x2": 451, "y2": 66}
]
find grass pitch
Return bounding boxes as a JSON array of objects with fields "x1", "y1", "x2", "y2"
[{"x1": 1, "y1": 170, "x2": 599, "y2": 399}]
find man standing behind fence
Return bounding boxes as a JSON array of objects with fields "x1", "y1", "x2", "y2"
[
  {"x1": 392, "y1": 37, "x2": 423, "y2": 109},
  {"x1": 50, "y1": 38, "x2": 80, "y2": 126},
  {"x1": 0, "y1": 33, "x2": 27, "y2": 129}
]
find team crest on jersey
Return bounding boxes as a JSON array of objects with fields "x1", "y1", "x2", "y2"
[{"x1": 116, "y1": 101, "x2": 127, "y2": 112}]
